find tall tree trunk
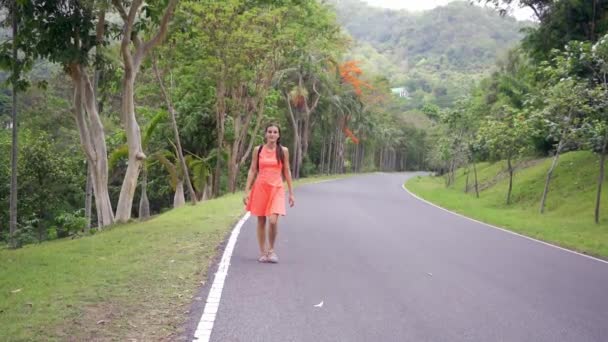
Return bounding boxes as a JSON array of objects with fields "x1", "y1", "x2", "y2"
[
  {"x1": 83, "y1": 73, "x2": 115, "y2": 227},
  {"x1": 173, "y1": 180, "x2": 185, "y2": 208},
  {"x1": 227, "y1": 152, "x2": 239, "y2": 193},
  {"x1": 139, "y1": 166, "x2": 150, "y2": 220},
  {"x1": 354, "y1": 144, "x2": 358, "y2": 172},
  {"x1": 473, "y1": 161, "x2": 479, "y2": 198},
  {"x1": 214, "y1": 78, "x2": 226, "y2": 197},
  {"x1": 595, "y1": 135, "x2": 608, "y2": 224},
  {"x1": 297, "y1": 120, "x2": 303, "y2": 177},
  {"x1": 540, "y1": 140, "x2": 564, "y2": 214},
  {"x1": 320, "y1": 137, "x2": 326, "y2": 174},
  {"x1": 285, "y1": 91, "x2": 300, "y2": 179},
  {"x1": 506, "y1": 156, "x2": 514, "y2": 205},
  {"x1": 301, "y1": 116, "x2": 311, "y2": 165},
  {"x1": 299, "y1": 76, "x2": 320, "y2": 165},
  {"x1": 70, "y1": 66, "x2": 115, "y2": 227},
  {"x1": 153, "y1": 58, "x2": 197, "y2": 204},
  {"x1": 112, "y1": 0, "x2": 178, "y2": 218},
  {"x1": 226, "y1": 85, "x2": 266, "y2": 192},
  {"x1": 328, "y1": 131, "x2": 334, "y2": 174},
  {"x1": 85, "y1": 163, "x2": 93, "y2": 232},
  {"x1": 327, "y1": 132, "x2": 333, "y2": 174},
  {"x1": 9, "y1": 2, "x2": 18, "y2": 248},
  {"x1": 464, "y1": 165, "x2": 470, "y2": 193},
  {"x1": 362, "y1": 145, "x2": 366, "y2": 172},
  {"x1": 202, "y1": 176, "x2": 211, "y2": 201},
  {"x1": 115, "y1": 72, "x2": 146, "y2": 222},
  {"x1": 337, "y1": 129, "x2": 342, "y2": 173}
]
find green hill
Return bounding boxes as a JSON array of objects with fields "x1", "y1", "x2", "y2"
[
  {"x1": 406, "y1": 151, "x2": 608, "y2": 259},
  {"x1": 332, "y1": 0, "x2": 530, "y2": 72},
  {"x1": 330, "y1": 0, "x2": 533, "y2": 108}
]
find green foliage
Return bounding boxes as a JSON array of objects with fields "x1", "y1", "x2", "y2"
[
  {"x1": 0, "y1": 128, "x2": 85, "y2": 244},
  {"x1": 54, "y1": 210, "x2": 87, "y2": 238}
]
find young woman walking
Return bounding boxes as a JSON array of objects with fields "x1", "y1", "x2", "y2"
[{"x1": 244, "y1": 123, "x2": 295, "y2": 263}]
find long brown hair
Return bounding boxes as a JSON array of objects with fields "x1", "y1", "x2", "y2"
[{"x1": 258, "y1": 123, "x2": 284, "y2": 170}]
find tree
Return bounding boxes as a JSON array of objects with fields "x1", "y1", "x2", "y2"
[
  {"x1": 111, "y1": 0, "x2": 179, "y2": 222},
  {"x1": 8, "y1": 0, "x2": 20, "y2": 247},
  {"x1": 580, "y1": 34, "x2": 608, "y2": 223},
  {"x1": 477, "y1": 106, "x2": 532, "y2": 204},
  {"x1": 152, "y1": 55, "x2": 197, "y2": 205},
  {"x1": 0, "y1": 0, "x2": 34, "y2": 247},
  {"x1": 534, "y1": 78, "x2": 588, "y2": 214},
  {"x1": 8, "y1": 0, "x2": 116, "y2": 228},
  {"x1": 479, "y1": 0, "x2": 608, "y2": 61}
]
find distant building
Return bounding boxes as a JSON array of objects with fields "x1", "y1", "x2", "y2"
[{"x1": 391, "y1": 87, "x2": 409, "y2": 98}]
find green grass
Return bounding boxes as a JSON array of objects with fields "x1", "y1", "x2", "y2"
[
  {"x1": 405, "y1": 151, "x2": 608, "y2": 259},
  {"x1": 0, "y1": 174, "x2": 349, "y2": 341}
]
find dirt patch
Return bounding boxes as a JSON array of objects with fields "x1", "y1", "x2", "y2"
[
  {"x1": 55, "y1": 294, "x2": 194, "y2": 342},
  {"x1": 56, "y1": 302, "x2": 126, "y2": 341}
]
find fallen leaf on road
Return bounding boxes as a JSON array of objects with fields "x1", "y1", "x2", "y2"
[
  {"x1": 426, "y1": 272, "x2": 433, "y2": 277},
  {"x1": 314, "y1": 301, "x2": 324, "y2": 308}
]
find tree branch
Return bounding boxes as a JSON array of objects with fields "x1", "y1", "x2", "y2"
[
  {"x1": 528, "y1": 4, "x2": 541, "y2": 20},
  {"x1": 112, "y1": 0, "x2": 128, "y2": 22},
  {"x1": 142, "y1": 0, "x2": 179, "y2": 57}
]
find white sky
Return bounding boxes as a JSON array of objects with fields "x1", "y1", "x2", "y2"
[{"x1": 361, "y1": 0, "x2": 536, "y2": 21}]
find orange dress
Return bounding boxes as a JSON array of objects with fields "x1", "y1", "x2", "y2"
[{"x1": 246, "y1": 146, "x2": 286, "y2": 216}]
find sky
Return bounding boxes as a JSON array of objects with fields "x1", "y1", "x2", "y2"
[{"x1": 361, "y1": 0, "x2": 536, "y2": 21}]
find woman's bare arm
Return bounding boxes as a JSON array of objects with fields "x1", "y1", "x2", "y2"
[
  {"x1": 244, "y1": 146, "x2": 259, "y2": 204},
  {"x1": 282, "y1": 147, "x2": 295, "y2": 207}
]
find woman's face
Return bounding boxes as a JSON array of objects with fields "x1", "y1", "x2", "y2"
[{"x1": 265, "y1": 126, "x2": 280, "y2": 143}]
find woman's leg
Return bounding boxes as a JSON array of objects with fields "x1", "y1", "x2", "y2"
[
  {"x1": 268, "y1": 214, "x2": 279, "y2": 251},
  {"x1": 257, "y1": 216, "x2": 267, "y2": 256},
  {"x1": 267, "y1": 214, "x2": 279, "y2": 263}
]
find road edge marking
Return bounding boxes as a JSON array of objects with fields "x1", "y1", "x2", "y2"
[
  {"x1": 401, "y1": 182, "x2": 608, "y2": 265},
  {"x1": 193, "y1": 211, "x2": 251, "y2": 341}
]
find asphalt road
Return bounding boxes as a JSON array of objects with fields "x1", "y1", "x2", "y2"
[{"x1": 188, "y1": 172, "x2": 608, "y2": 342}]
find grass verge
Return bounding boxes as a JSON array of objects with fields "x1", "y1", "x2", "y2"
[
  {"x1": 0, "y1": 174, "x2": 350, "y2": 341},
  {"x1": 405, "y1": 151, "x2": 608, "y2": 259}
]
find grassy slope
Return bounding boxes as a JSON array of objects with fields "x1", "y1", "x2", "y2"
[
  {"x1": 405, "y1": 151, "x2": 608, "y2": 259},
  {"x1": 0, "y1": 175, "x2": 349, "y2": 341}
]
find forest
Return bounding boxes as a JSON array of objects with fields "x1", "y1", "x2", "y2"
[
  {"x1": 0, "y1": 0, "x2": 434, "y2": 247},
  {"x1": 3, "y1": 0, "x2": 607, "y2": 248}
]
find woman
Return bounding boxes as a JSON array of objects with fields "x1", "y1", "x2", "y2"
[{"x1": 244, "y1": 123, "x2": 295, "y2": 263}]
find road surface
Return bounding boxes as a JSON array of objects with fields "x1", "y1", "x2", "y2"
[{"x1": 187, "y1": 172, "x2": 608, "y2": 342}]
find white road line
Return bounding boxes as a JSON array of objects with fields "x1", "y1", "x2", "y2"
[
  {"x1": 401, "y1": 183, "x2": 608, "y2": 265},
  {"x1": 193, "y1": 211, "x2": 251, "y2": 342}
]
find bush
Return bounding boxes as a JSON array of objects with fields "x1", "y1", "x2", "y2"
[{"x1": 55, "y1": 210, "x2": 87, "y2": 238}]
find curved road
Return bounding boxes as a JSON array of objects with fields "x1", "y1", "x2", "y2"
[{"x1": 187, "y1": 172, "x2": 608, "y2": 342}]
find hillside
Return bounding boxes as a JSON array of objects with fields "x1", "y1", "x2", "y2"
[
  {"x1": 406, "y1": 151, "x2": 608, "y2": 258},
  {"x1": 330, "y1": 0, "x2": 533, "y2": 107}
]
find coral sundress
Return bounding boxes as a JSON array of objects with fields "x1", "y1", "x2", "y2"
[{"x1": 246, "y1": 146, "x2": 286, "y2": 216}]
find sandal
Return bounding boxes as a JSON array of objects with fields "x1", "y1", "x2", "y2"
[
  {"x1": 267, "y1": 250, "x2": 279, "y2": 263},
  {"x1": 258, "y1": 253, "x2": 269, "y2": 263}
]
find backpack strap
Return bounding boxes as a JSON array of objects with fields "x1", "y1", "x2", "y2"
[{"x1": 256, "y1": 144, "x2": 263, "y2": 171}]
